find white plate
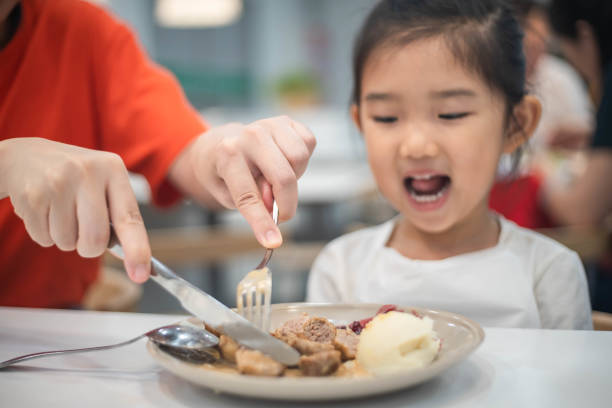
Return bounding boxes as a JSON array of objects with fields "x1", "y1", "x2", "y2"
[{"x1": 147, "y1": 303, "x2": 484, "y2": 401}]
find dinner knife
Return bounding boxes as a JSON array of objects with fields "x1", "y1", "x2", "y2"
[{"x1": 107, "y1": 226, "x2": 300, "y2": 366}]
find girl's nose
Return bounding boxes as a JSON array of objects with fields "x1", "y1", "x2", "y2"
[{"x1": 399, "y1": 129, "x2": 439, "y2": 159}]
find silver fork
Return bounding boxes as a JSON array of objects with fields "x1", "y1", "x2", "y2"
[{"x1": 236, "y1": 201, "x2": 277, "y2": 331}]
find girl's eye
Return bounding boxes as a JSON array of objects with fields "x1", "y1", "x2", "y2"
[
  {"x1": 373, "y1": 116, "x2": 398, "y2": 123},
  {"x1": 438, "y1": 112, "x2": 470, "y2": 120}
]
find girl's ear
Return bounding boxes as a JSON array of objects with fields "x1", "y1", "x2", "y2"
[
  {"x1": 350, "y1": 104, "x2": 362, "y2": 131},
  {"x1": 503, "y1": 95, "x2": 542, "y2": 154}
]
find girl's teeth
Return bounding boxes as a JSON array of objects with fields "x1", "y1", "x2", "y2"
[
  {"x1": 410, "y1": 186, "x2": 447, "y2": 203},
  {"x1": 412, "y1": 174, "x2": 434, "y2": 180}
]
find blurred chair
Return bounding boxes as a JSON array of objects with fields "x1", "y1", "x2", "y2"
[
  {"x1": 592, "y1": 311, "x2": 612, "y2": 331},
  {"x1": 82, "y1": 267, "x2": 142, "y2": 312}
]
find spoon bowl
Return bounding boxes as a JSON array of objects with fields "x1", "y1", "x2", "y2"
[{"x1": 147, "y1": 324, "x2": 219, "y2": 350}]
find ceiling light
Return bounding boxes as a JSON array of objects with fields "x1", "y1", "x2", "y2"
[{"x1": 155, "y1": 0, "x2": 243, "y2": 28}]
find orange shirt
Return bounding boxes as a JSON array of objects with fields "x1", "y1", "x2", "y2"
[{"x1": 0, "y1": 0, "x2": 207, "y2": 308}]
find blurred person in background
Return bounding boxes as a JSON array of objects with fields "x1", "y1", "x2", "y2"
[
  {"x1": 541, "y1": 0, "x2": 612, "y2": 225},
  {"x1": 515, "y1": 0, "x2": 593, "y2": 152},
  {"x1": 0, "y1": 0, "x2": 316, "y2": 308},
  {"x1": 545, "y1": 0, "x2": 612, "y2": 313},
  {"x1": 489, "y1": 0, "x2": 594, "y2": 229}
]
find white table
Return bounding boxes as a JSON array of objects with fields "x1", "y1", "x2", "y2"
[{"x1": 1, "y1": 307, "x2": 611, "y2": 407}]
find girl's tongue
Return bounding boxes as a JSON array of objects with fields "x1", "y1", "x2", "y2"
[{"x1": 406, "y1": 175, "x2": 450, "y2": 195}]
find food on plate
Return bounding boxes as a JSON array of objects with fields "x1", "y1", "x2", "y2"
[
  {"x1": 235, "y1": 348, "x2": 285, "y2": 376},
  {"x1": 302, "y1": 316, "x2": 337, "y2": 343},
  {"x1": 167, "y1": 304, "x2": 440, "y2": 378},
  {"x1": 284, "y1": 335, "x2": 336, "y2": 356},
  {"x1": 348, "y1": 304, "x2": 417, "y2": 334},
  {"x1": 271, "y1": 313, "x2": 350, "y2": 377},
  {"x1": 333, "y1": 328, "x2": 359, "y2": 360},
  {"x1": 298, "y1": 349, "x2": 342, "y2": 376},
  {"x1": 356, "y1": 311, "x2": 440, "y2": 376},
  {"x1": 218, "y1": 334, "x2": 239, "y2": 363}
]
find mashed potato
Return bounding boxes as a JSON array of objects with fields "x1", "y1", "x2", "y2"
[{"x1": 356, "y1": 311, "x2": 439, "y2": 375}]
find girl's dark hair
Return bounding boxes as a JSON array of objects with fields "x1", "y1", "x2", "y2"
[
  {"x1": 352, "y1": 0, "x2": 527, "y2": 119},
  {"x1": 549, "y1": 0, "x2": 612, "y2": 69}
]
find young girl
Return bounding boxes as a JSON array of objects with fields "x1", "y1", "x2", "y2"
[{"x1": 306, "y1": 0, "x2": 592, "y2": 329}]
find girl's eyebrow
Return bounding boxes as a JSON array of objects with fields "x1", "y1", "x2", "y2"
[
  {"x1": 364, "y1": 89, "x2": 477, "y2": 102},
  {"x1": 364, "y1": 92, "x2": 400, "y2": 102},
  {"x1": 430, "y1": 89, "x2": 477, "y2": 99}
]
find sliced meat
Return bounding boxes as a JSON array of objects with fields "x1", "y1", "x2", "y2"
[
  {"x1": 298, "y1": 350, "x2": 341, "y2": 376},
  {"x1": 272, "y1": 313, "x2": 309, "y2": 339},
  {"x1": 203, "y1": 323, "x2": 221, "y2": 337},
  {"x1": 300, "y1": 317, "x2": 336, "y2": 344},
  {"x1": 333, "y1": 328, "x2": 359, "y2": 360},
  {"x1": 287, "y1": 337, "x2": 335, "y2": 355},
  {"x1": 235, "y1": 349, "x2": 284, "y2": 377},
  {"x1": 218, "y1": 334, "x2": 239, "y2": 363}
]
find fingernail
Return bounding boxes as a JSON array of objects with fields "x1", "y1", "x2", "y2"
[
  {"x1": 265, "y1": 229, "x2": 281, "y2": 247},
  {"x1": 133, "y1": 264, "x2": 149, "y2": 283}
]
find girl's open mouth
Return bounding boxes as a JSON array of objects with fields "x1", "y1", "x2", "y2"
[{"x1": 403, "y1": 174, "x2": 451, "y2": 209}]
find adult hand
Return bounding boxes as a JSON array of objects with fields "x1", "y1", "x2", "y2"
[
  {"x1": 0, "y1": 138, "x2": 151, "y2": 282},
  {"x1": 171, "y1": 116, "x2": 316, "y2": 248}
]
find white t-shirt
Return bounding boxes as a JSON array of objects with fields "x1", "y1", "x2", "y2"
[{"x1": 306, "y1": 216, "x2": 592, "y2": 330}]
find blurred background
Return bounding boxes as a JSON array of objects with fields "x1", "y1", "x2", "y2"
[{"x1": 81, "y1": 0, "x2": 611, "y2": 322}]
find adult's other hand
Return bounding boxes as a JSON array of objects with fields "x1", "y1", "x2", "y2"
[{"x1": 0, "y1": 138, "x2": 151, "y2": 282}]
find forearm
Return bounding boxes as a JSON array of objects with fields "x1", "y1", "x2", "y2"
[
  {"x1": 541, "y1": 150, "x2": 612, "y2": 225},
  {"x1": 167, "y1": 134, "x2": 224, "y2": 210}
]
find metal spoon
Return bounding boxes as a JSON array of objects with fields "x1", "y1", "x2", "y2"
[{"x1": 0, "y1": 324, "x2": 219, "y2": 369}]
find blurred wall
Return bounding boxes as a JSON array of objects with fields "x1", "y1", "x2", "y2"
[{"x1": 104, "y1": 0, "x2": 377, "y2": 109}]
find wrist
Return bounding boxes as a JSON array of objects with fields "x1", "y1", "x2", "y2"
[{"x1": 168, "y1": 132, "x2": 221, "y2": 209}]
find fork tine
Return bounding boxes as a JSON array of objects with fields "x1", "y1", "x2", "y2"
[
  {"x1": 237, "y1": 288, "x2": 244, "y2": 315},
  {"x1": 245, "y1": 287, "x2": 254, "y2": 323},
  {"x1": 262, "y1": 271, "x2": 271, "y2": 332},
  {"x1": 237, "y1": 268, "x2": 273, "y2": 330},
  {"x1": 254, "y1": 285, "x2": 262, "y2": 328}
]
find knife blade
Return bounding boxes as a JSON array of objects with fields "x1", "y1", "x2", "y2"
[{"x1": 107, "y1": 226, "x2": 300, "y2": 366}]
